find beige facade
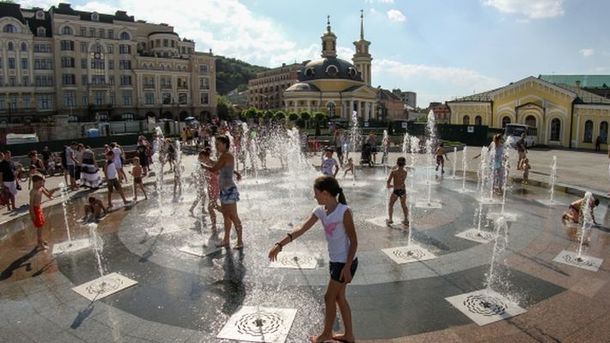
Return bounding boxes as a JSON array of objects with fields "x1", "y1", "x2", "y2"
[
  {"x1": 247, "y1": 63, "x2": 300, "y2": 110},
  {"x1": 0, "y1": 2, "x2": 216, "y2": 125},
  {"x1": 448, "y1": 76, "x2": 610, "y2": 149}
]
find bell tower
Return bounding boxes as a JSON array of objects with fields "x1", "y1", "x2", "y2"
[
  {"x1": 321, "y1": 15, "x2": 337, "y2": 58},
  {"x1": 353, "y1": 10, "x2": 372, "y2": 86}
]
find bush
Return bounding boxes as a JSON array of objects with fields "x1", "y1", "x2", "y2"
[
  {"x1": 288, "y1": 112, "x2": 299, "y2": 121},
  {"x1": 274, "y1": 111, "x2": 286, "y2": 121}
]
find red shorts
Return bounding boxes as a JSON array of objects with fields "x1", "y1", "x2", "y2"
[{"x1": 33, "y1": 206, "x2": 45, "y2": 229}]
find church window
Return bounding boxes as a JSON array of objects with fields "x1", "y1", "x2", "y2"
[
  {"x1": 326, "y1": 65, "x2": 338, "y2": 77},
  {"x1": 347, "y1": 67, "x2": 357, "y2": 79},
  {"x1": 550, "y1": 118, "x2": 561, "y2": 141},
  {"x1": 305, "y1": 68, "x2": 315, "y2": 78},
  {"x1": 583, "y1": 120, "x2": 593, "y2": 143}
]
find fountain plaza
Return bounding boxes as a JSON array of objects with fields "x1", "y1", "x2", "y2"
[{"x1": 1, "y1": 130, "x2": 610, "y2": 342}]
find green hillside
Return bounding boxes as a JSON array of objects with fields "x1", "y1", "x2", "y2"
[{"x1": 215, "y1": 55, "x2": 268, "y2": 95}]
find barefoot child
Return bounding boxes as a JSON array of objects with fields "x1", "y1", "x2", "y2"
[
  {"x1": 200, "y1": 149, "x2": 224, "y2": 231},
  {"x1": 321, "y1": 148, "x2": 339, "y2": 177},
  {"x1": 29, "y1": 174, "x2": 53, "y2": 250},
  {"x1": 386, "y1": 157, "x2": 409, "y2": 226},
  {"x1": 104, "y1": 150, "x2": 129, "y2": 209},
  {"x1": 269, "y1": 176, "x2": 358, "y2": 343},
  {"x1": 519, "y1": 157, "x2": 530, "y2": 184},
  {"x1": 130, "y1": 157, "x2": 147, "y2": 201},
  {"x1": 562, "y1": 196, "x2": 599, "y2": 225},
  {"x1": 84, "y1": 196, "x2": 107, "y2": 221},
  {"x1": 435, "y1": 142, "x2": 449, "y2": 174},
  {"x1": 343, "y1": 157, "x2": 354, "y2": 179}
]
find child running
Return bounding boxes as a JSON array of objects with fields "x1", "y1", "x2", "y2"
[
  {"x1": 519, "y1": 157, "x2": 531, "y2": 184},
  {"x1": 435, "y1": 142, "x2": 449, "y2": 174},
  {"x1": 562, "y1": 196, "x2": 599, "y2": 225},
  {"x1": 343, "y1": 157, "x2": 354, "y2": 179},
  {"x1": 321, "y1": 147, "x2": 339, "y2": 177},
  {"x1": 269, "y1": 176, "x2": 358, "y2": 343},
  {"x1": 130, "y1": 157, "x2": 148, "y2": 201},
  {"x1": 386, "y1": 157, "x2": 409, "y2": 226},
  {"x1": 29, "y1": 174, "x2": 53, "y2": 250},
  {"x1": 104, "y1": 150, "x2": 129, "y2": 209}
]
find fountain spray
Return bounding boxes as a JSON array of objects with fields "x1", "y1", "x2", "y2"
[
  {"x1": 461, "y1": 146, "x2": 469, "y2": 191},
  {"x1": 58, "y1": 183, "x2": 72, "y2": 242},
  {"x1": 576, "y1": 192, "x2": 594, "y2": 260},
  {"x1": 548, "y1": 156, "x2": 557, "y2": 204}
]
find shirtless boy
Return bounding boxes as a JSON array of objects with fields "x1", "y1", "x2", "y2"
[{"x1": 386, "y1": 157, "x2": 409, "y2": 226}]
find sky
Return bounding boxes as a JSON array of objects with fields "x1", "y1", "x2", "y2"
[{"x1": 19, "y1": 0, "x2": 610, "y2": 106}]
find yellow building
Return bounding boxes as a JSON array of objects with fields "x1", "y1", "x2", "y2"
[
  {"x1": 283, "y1": 13, "x2": 378, "y2": 121},
  {"x1": 447, "y1": 76, "x2": 610, "y2": 149}
]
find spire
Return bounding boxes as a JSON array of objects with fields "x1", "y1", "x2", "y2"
[
  {"x1": 360, "y1": 9, "x2": 364, "y2": 40},
  {"x1": 327, "y1": 15, "x2": 331, "y2": 33}
]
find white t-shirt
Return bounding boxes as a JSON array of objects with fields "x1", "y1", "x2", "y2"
[
  {"x1": 112, "y1": 147, "x2": 122, "y2": 168},
  {"x1": 106, "y1": 161, "x2": 118, "y2": 180},
  {"x1": 321, "y1": 156, "x2": 338, "y2": 176},
  {"x1": 313, "y1": 203, "x2": 353, "y2": 263},
  {"x1": 65, "y1": 147, "x2": 75, "y2": 166}
]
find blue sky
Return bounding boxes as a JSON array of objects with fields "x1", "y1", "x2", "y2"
[{"x1": 21, "y1": 0, "x2": 610, "y2": 106}]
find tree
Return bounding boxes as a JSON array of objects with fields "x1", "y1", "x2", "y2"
[
  {"x1": 300, "y1": 111, "x2": 311, "y2": 129},
  {"x1": 245, "y1": 106, "x2": 258, "y2": 120},
  {"x1": 288, "y1": 112, "x2": 299, "y2": 121},
  {"x1": 274, "y1": 111, "x2": 286, "y2": 121},
  {"x1": 217, "y1": 96, "x2": 232, "y2": 121},
  {"x1": 264, "y1": 110, "x2": 274, "y2": 121},
  {"x1": 313, "y1": 112, "x2": 327, "y2": 136}
]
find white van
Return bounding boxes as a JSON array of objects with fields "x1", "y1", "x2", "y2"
[{"x1": 6, "y1": 133, "x2": 39, "y2": 145}]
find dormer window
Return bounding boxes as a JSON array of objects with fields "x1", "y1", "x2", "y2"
[
  {"x1": 36, "y1": 10, "x2": 45, "y2": 20},
  {"x1": 304, "y1": 67, "x2": 315, "y2": 77},
  {"x1": 347, "y1": 67, "x2": 357, "y2": 79},
  {"x1": 37, "y1": 27, "x2": 46, "y2": 37},
  {"x1": 326, "y1": 65, "x2": 338, "y2": 77},
  {"x1": 91, "y1": 12, "x2": 99, "y2": 22}
]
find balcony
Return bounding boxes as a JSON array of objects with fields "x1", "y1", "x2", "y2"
[
  {"x1": 143, "y1": 83, "x2": 155, "y2": 89},
  {"x1": 160, "y1": 83, "x2": 172, "y2": 89}
]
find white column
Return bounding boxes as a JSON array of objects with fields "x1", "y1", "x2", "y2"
[
  {"x1": 357, "y1": 101, "x2": 362, "y2": 120},
  {"x1": 372, "y1": 103, "x2": 377, "y2": 120},
  {"x1": 349, "y1": 100, "x2": 354, "y2": 121}
]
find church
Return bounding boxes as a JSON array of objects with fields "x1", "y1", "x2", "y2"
[{"x1": 283, "y1": 13, "x2": 379, "y2": 121}]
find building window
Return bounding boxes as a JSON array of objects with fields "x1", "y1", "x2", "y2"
[
  {"x1": 7, "y1": 42, "x2": 13, "y2": 51},
  {"x1": 600, "y1": 121, "x2": 608, "y2": 144},
  {"x1": 89, "y1": 28, "x2": 96, "y2": 37},
  {"x1": 22, "y1": 76, "x2": 28, "y2": 86},
  {"x1": 62, "y1": 74, "x2": 76, "y2": 85},
  {"x1": 107, "y1": 45, "x2": 113, "y2": 54},
  {"x1": 108, "y1": 60, "x2": 114, "y2": 69},
  {"x1": 122, "y1": 91, "x2": 132, "y2": 106},
  {"x1": 23, "y1": 95, "x2": 30, "y2": 107},
  {"x1": 120, "y1": 75, "x2": 132, "y2": 86},
  {"x1": 119, "y1": 60, "x2": 131, "y2": 70},
  {"x1": 91, "y1": 12, "x2": 99, "y2": 21},
  {"x1": 82, "y1": 95, "x2": 88, "y2": 106},
  {"x1": 525, "y1": 115, "x2": 536, "y2": 128},
  {"x1": 199, "y1": 77, "x2": 209, "y2": 89},
  {"x1": 326, "y1": 65, "x2": 338, "y2": 77},
  {"x1": 36, "y1": 10, "x2": 45, "y2": 20},
  {"x1": 119, "y1": 32, "x2": 130, "y2": 40},
  {"x1": 145, "y1": 92, "x2": 155, "y2": 105},
  {"x1": 91, "y1": 75, "x2": 105, "y2": 85},
  {"x1": 110, "y1": 93, "x2": 115, "y2": 105},
  {"x1": 3, "y1": 24, "x2": 17, "y2": 33},
  {"x1": 178, "y1": 93, "x2": 187, "y2": 104},
  {"x1": 81, "y1": 75, "x2": 88, "y2": 85},
  {"x1": 37, "y1": 94, "x2": 51, "y2": 110},
  {"x1": 94, "y1": 91, "x2": 104, "y2": 105},
  {"x1": 80, "y1": 27, "x2": 86, "y2": 36},
  {"x1": 502, "y1": 116, "x2": 511, "y2": 128},
  {"x1": 475, "y1": 115, "x2": 482, "y2": 125},
  {"x1": 61, "y1": 26, "x2": 73, "y2": 35},
  {"x1": 20, "y1": 42, "x2": 27, "y2": 51},
  {"x1": 8, "y1": 77, "x2": 15, "y2": 86},
  {"x1": 64, "y1": 91, "x2": 75, "y2": 107},
  {"x1": 119, "y1": 44, "x2": 131, "y2": 54},
  {"x1": 60, "y1": 40, "x2": 74, "y2": 51},
  {"x1": 200, "y1": 92, "x2": 209, "y2": 105},
  {"x1": 550, "y1": 118, "x2": 561, "y2": 141},
  {"x1": 462, "y1": 115, "x2": 470, "y2": 125},
  {"x1": 80, "y1": 42, "x2": 87, "y2": 53},
  {"x1": 20, "y1": 58, "x2": 28, "y2": 69},
  {"x1": 8, "y1": 58, "x2": 15, "y2": 69},
  {"x1": 163, "y1": 39, "x2": 168, "y2": 47},
  {"x1": 108, "y1": 29, "x2": 114, "y2": 39},
  {"x1": 162, "y1": 93, "x2": 172, "y2": 104},
  {"x1": 199, "y1": 64, "x2": 209, "y2": 74},
  {"x1": 583, "y1": 120, "x2": 593, "y2": 143},
  {"x1": 35, "y1": 75, "x2": 53, "y2": 87},
  {"x1": 81, "y1": 58, "x2": 87, "y2": 69},
  {"x1": 98, "y1": 28, "x2": 105, "y2": 38},
  {"x1": 34, "y1": 44, "x2": 51, "y2": 53},
  {"x1": 91, "y1": 59, "x2": 105, "y2": 69},
  {"x1": 61, "y1": 57, "x2": 74, "y2": 68}
]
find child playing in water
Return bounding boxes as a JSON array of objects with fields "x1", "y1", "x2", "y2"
[
  {"x1": 519, "y1": 157, "x2": 531, "y2": 184},
  {"x1": 321, "y1": 148, "x2": 339, "y2": 177},
  {"x1": 268, "y1": 176, "x2": 358, "y2": 343},
  {"x1": 104, "y1": 150, "x2": 129, "y2": 209},
  {"x1": 343, "y1": 157, "x2": 354, "y2": 179},
  {"x1": 29, "y1": 174, "x2": 53, "y2": 250},
  {"x1": 386, "y1": 157, "x2": 409, "y2": 226},
  {"x1": 201, "y1": 149, "x2": 224, "y2": 231},
  {"x1": 84, "y1": 196, "x2": 107, "y2": 222},
  {"x1": 435, "y1": 142, "x2": 449, "y2": 174},
  {"x1": 130, "y1": 157, "x2": 147, "y2": 201},
  {"x1": 562, "y1": 196, "x2": 599, "y2": 225}
]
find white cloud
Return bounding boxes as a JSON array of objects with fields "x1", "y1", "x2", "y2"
[
  {"x1": 579, "y1": 48, "x2": 594, "y2": 57},
  {"x1": 387, "y1": 9, "x2": 406, "y2": 22},
  {"x1": 373, "y1": 59, "x2": 504, "y2": 103},
  {"x1": 482, "y1": 0, "x2": 564, "y2": 19},
  {"x1": 73, "y1": 0, "x2": 309, "y2": 67},
  {"x1": 17, "y1": 0, "x2": 59, "y2": 9}
]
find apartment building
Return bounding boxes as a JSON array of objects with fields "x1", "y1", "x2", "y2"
[
  {"x1": 247, "y1": 62, "x2": 301, "y2": 110},
  {"x1": 0, "y1": 2, "x2": 216, "y2": 125}
]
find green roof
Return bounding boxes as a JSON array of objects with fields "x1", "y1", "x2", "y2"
[{"x1": 539, "y1": 75, "x2": 610, "y2": 89}]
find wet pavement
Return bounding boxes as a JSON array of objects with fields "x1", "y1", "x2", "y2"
[{"x1": 1, "y1": 150, "x2": 610, "y2": 342}]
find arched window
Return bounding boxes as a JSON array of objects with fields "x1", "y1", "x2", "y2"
[
  {"x1": 61, "y1": 26, "x2": 73, "y2": 35},
  {"x1": 502, "y1": 116, "x2": 511, "y2": 128},
  {"x1": 20, "y1": 42, "x2": 27, "y2": 51},
  {"x1": 36, "y1": 10, "x2": 45, "y2": 20},
  {"x1": 91, "y1": 12, "x2": 99, "y2": 21},
  {"x1": 327, "y1": 102, "x2": 336, "y2": 117},
  {"x1": 37, "y1": 27, "x2": 46, "y2": 37},
  {"x1": 525, "y1": 115, "x2": 536, "y2": 128},
  {"x1": 475, "y1": 115, "x2": 482, "y2": 125},
  {"x1": 462, "y1": 115, "x2": 470, "y2": 125},
  {"x1": 600, "y1": 121, "x2": 608, "y2": 144},
  {"x1": 550, "y1": 118, "x2": 561, "y2": 141},
  {"x1": 326, "y1": 65, "x2": 338, "y2": 77},
  {"x1": 119, "y1": 32, "x2": 130, "y2": 40},
  {"x1": 584, "y1": 120, "x2": 593, "y2": 143},
  {"x1": 3, "y1": 24, "x2": 17, "y2": 33},
  {"x1": 7, "y1": 42, "x2": 14, "y2": 51}
]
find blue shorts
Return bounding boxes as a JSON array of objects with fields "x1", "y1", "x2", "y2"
[
  {"x1": 329, "y1": 258, "x2": 358, "y2": 283},
  {"x1": 220, "y1": 186, "x2": 240, "y2": 204}
]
